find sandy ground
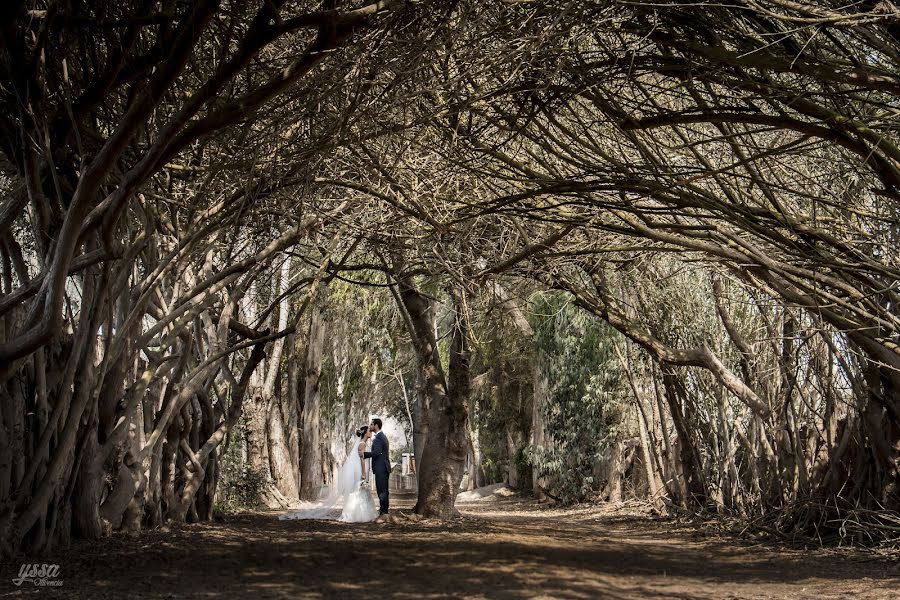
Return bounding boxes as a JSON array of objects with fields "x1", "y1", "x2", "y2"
[{"x1": 2, "y1": 492, "x2": 898, "y2": 599}]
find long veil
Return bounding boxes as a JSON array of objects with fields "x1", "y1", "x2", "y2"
[{"x1": 279, "y1": 437, "x2": 361, "y2": 520}]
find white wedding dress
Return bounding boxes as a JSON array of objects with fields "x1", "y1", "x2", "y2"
[{"x1": 280, "y1": 437, "x2": 378, "y2": 523}]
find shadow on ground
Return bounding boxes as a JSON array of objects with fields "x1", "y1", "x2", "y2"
[{"x1": 3, "y1": 497, "x2": 898, "y2": 599}]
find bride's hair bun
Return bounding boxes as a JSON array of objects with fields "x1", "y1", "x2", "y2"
[{"x1": 356, "y1": 425, "x2": 369, "y2": 438}]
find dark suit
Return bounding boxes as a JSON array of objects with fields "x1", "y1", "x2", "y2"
[{"x1": 364, "y1": 431, "x2": 391, "y2": 514}]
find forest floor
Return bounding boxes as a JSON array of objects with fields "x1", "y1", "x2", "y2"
[{"x1": 2, "y1": 492, "x2": 898, "y2": 599}]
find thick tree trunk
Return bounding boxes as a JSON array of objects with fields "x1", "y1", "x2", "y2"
[
  {"x1": 661, "y1": 367, "x2": 708, "y2": 508},
  {"x1": 284, "y1": 334, "x2": 302, "y2": 496},
  {"x1": 466, "y1": 399, "x2": 485, "y2": 489},
  {"x1": 267, "y1": 395, "x2": 298, "y2": 500},
  {"x1": 245, "y1": 385, "x2": 271, "y2": 475},
  {"x1": 264, "y1": 260, "x2": 299, "y2": 500},
  {"x1": 505, "y1": 427, "x2": 519, "y2": 489},
  {"x1": 299, "y1": 301, "x2": 325, "y2": 501},
  {"x1": 243, "y1": 285, "x2": 270, "y2": 477},
  {"x1": 603, "y1": 439, "x2": 625, "y2": 503},
  {"x1": 395, "y1": 279, "x2": 469, "y2": 519},
  {"x1": 72, "y1": 419, "x2": 103, "y2": 540},
  {"x1": 411, "y1": 375, "x2": 426, "y2": 475},
  {"x1": 531, "y1": 365, "x2": 550, "y2": 500},
  {"x1": 602, "y1": 438, "x2": 639, "y2": 503}
]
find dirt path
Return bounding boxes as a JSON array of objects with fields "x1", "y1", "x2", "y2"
[{"x1": 3, "y1": 495, "x2": 898, "y2": 599}]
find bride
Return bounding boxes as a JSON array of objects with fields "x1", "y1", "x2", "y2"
[{"x1": 279, "y1": 425, "x2": 379, "y2": 523}]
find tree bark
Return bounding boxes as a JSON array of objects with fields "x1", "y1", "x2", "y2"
[
  {"x1": 299, "y1": 300, "x2": 325, "y2": 501},
  {"x1": 531, "y1": 365, "x2": 550, "y2": 500},
  {"x1": 284, "y1": 334, "x2": 302, "y2": 497},
  {"x1": 395, "y1": 279, "x2": 469, "y2": 518},
  {"x1": 661, "y1": 367, "x2": 708, "y2": 508},
  {"x1": 265, "y1": 259, "x2": 298, "y2": 500}
]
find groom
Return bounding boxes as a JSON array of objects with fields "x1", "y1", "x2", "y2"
[{"x1": 364, "y1": 418, "x2": 391, "y2": 521}]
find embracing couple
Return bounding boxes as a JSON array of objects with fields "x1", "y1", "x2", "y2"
[
  {"x1": 280, "y1": 418, "x2": 391, "y2": 523},
  {"x1": 354, "y1": 419, "x2": 392, "y2": 522}
]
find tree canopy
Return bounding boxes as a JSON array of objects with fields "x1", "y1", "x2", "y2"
[{"x1": 1, "y1": 0, "x2": 898, "y2": 555}]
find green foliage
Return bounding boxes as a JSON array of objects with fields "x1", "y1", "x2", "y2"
[
  {"x1": 468, "y1": 302, "x2": 534, "y2": 488},
  {"x1": 320, "y1": 279, "x2": 390, "y2": 424},
  {"x1": 525, "y1": 292, "x2": 628, "y2": 503},
  {"x1": 214, "y1": 418, "x2": 268, "y2": 514},
  {"x1": 215, "y1": 463, "x2": 269, "y2": 514}
]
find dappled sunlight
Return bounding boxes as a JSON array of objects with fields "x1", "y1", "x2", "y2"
[
  {"x1": 8, "y1": 499, "x2": 896, "y2": 599},
  {"x1": 2, "y1": 3, "x2": 899, "y2": 592}
]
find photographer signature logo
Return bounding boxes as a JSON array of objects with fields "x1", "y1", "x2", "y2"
[{"x1": 12, "y1": 563, "x2": 63, "y2": 587}]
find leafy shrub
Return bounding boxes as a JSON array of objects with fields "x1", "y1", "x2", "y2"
[
  {"x1": 214, "y1": 419, "x2": 269, "y2": 513},
  {"x1": 525, "y1": 293, "x2": 628, "y2": 503},
  {"x1": 216, "y1": 462, "x2": 269, "y2": 514}
]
